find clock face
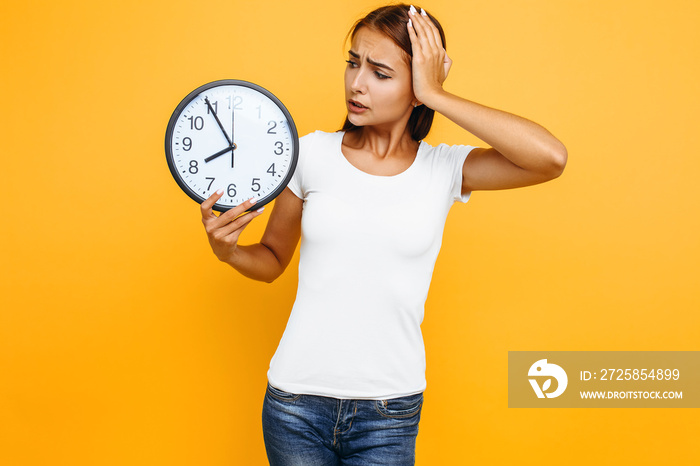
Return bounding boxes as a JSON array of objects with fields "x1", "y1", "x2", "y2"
[{"x1": 165, "y1": 80, "x2": 298, "y2": 212}]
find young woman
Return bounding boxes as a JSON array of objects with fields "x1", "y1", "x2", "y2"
[{"x1": 200, "y1": 4, "x2": 566, "y2": 464}]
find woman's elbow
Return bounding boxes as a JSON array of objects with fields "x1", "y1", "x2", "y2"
[
  {"x1": 258, "y1": 264, "x2": 285, "y2": 283},
  {"x1": 544, "y1": 142, "x2": 568, "y2": 179},
  {"x1": 263, "y1": 271, "x2": 282, "y2": 284}
]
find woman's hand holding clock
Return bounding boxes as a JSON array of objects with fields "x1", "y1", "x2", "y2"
[{"x1": 200, "y1": 191, "x2": 264, "y2": 264}]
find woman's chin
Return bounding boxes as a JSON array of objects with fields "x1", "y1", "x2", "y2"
[{"x1": 346, "y1": 114, "x2": 367, "y2": 127}]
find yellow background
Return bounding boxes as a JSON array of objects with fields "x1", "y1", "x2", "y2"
[{"x1": 1, "y1": 0, "x2": 698, "y2": 464}]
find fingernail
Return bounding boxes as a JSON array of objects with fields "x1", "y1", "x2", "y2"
[
  {"x1": 256, "y1": 207, "x2": 265, "y2": 213},
  {"x1": 421, "y1": 8, "x2": 427, "y2": 16},
  {"x1": 409, "y1": 5, "x2": 417, "y2": 15},
  {"x1": 249, "y1": 197, "x2": 257, "y2": 205},
  {"x1": 216, "y1": 188, "x2": 224, "y2": 195},
  {"x1": 408, "y1": 18, "x2": 412, "y2": 28}
]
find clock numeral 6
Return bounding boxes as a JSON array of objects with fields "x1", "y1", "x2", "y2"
[
  {"x1": 188, "y1": 116, "x2": 204, "y2": 130},
  {"x1": 274, "y1": 141, "x2": 284, "y2": 155},
  {"x1": 252, "y1": 178, "x2": 261, "y2": 192},
  {"x1": 227, "y1": 184, "x2": 237, "y2": 197}
]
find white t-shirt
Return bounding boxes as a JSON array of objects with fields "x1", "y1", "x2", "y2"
[{"x1": 267, "y1": 130, "x2": 476, "y2": 400}]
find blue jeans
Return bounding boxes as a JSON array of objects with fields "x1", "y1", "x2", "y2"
[{"x1": 262, "y1": 382, "x2": 423, "y2": 465}]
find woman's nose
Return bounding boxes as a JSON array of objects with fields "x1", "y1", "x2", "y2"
[{"x1": 350, "y1": 69, "x2": 367, "y2": 94}]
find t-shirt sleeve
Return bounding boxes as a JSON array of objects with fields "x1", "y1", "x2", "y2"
[
  {"x1": 444, "y1": 144, "x2": 478, "y2": 204},
  {"x1": 286, "y1": 132, "x2": 315, "y2": 200}
]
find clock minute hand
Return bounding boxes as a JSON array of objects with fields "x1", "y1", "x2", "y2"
[
  {"x1": 204, "y1": 146, "x2": 234, "y2": 163},
  {"x1": 204, "y1": 97, "x2": 233, "y2": 146},
  {"x1": 231, "y1": 100, "x2": 236, "y2": 168}
]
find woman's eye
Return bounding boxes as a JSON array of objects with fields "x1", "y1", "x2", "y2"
[
  {"x1": 375, "y1": 71, "x2": 390, "y2": 79},
  {"x1": 345, "y1": 60, "x2": 358, "y2": 68}
]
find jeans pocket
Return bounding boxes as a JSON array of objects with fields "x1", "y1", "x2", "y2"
[
  {"x1": 375, "y1": 392, "x2": 423, "y2": 419},
  {"x1": 266, "y1": 383, "x2": 302, "y2": 403}
]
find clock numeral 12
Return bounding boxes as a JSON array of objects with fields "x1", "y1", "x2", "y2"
[{"x1": 227, "y1": 95, "x2": 242, "y2": 110}]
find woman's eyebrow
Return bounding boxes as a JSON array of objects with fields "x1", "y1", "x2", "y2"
[{"x1": 348, "y1": 50, "x2": 395, "y2": 72}]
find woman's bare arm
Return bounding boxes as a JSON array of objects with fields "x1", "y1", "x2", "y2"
[{"x1": 408, "y1": 9, "x2": 567, "y2": 192}]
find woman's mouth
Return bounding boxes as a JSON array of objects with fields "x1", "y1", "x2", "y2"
[{"x1": 348, "y1": 100, "x2": 368, "y2": 112}]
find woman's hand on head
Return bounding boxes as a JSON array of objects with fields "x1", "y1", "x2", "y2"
[
  {"x1": 200, "y1": 190, "x2": 264, "y2": 264},
  {"x1": 407, "y1": 7, "x2": 451, "y2": 106}
]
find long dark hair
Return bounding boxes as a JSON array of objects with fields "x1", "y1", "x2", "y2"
[{"x1": 341, "y1": 4, "x2": 446, "y2": 141}]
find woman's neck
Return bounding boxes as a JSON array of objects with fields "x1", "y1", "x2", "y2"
[{"x1": 344, "y1": 126, "x2": 418, "y2": 160}]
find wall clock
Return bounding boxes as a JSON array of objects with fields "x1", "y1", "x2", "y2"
[{"x1": 165, "y1": 79, "x2": 299, "y2": 212}]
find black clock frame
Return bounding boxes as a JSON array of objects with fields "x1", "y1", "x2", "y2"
[{"x1": 165, "y1": 79, "x2": 299, "y2": 213}]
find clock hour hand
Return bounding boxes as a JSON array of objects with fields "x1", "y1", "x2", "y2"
[
  {"x1": 204, "y1": 97, "x2": 233, "y2": 146},
  {"x1": 204, "y1": 146, "x2": 234, "y2": 163}
]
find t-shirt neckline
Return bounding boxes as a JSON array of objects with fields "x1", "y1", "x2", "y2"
[{"x1": 336, "y1": 131, "x2": 423, "y2": 179}]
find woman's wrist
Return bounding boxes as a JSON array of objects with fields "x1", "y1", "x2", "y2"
[{"x1": 421, "y1": 87, "x2": 454, "y2": 114}]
